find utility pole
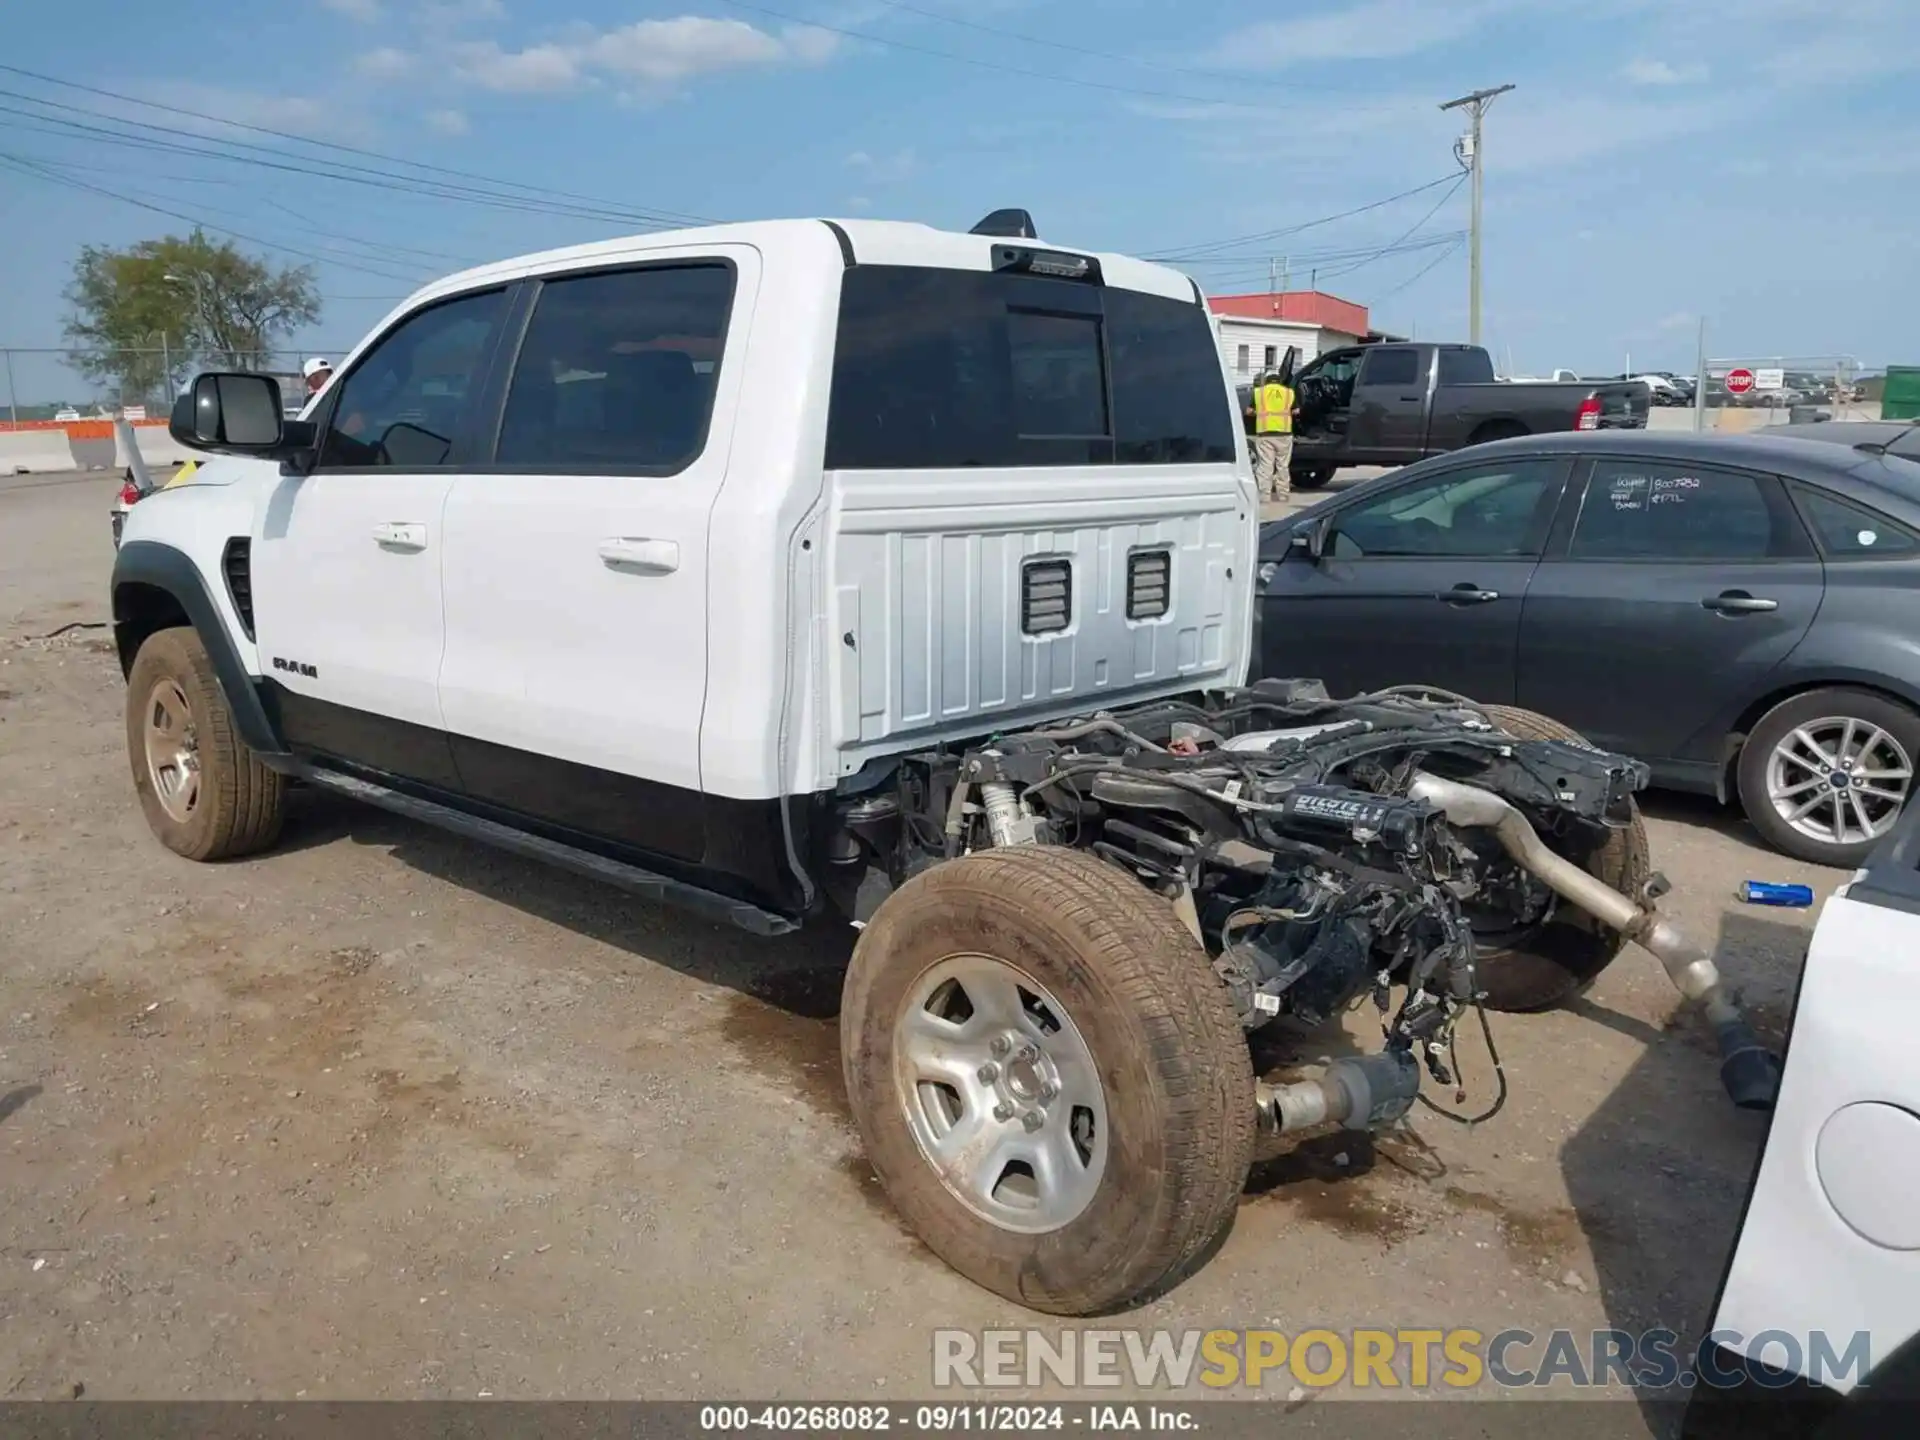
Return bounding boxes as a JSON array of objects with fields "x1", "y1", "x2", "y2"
[{"x1": 1440, "y1": 83, "x2": 1514, "y2": 347}]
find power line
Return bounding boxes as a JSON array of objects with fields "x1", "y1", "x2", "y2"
[
  {"x1": 1145, "y1": 175, "x2": 1462, "y2": 262},
  {"x1": 11, "y1": 143, "x2": 472, "y2": 274},
  {"x1": 0, "y1": 151, "x2": 429, "y2": 284},
  {"x1": 0, "y1": 95, "x2": 693, "y2": 230},
  {"x1": 1166, "y1": 229, "x2": 1467, "y2": 271},
  {"x1": 1306, "y1": 174, "x2": 1466, "y2": 284},
  {"x1": 1185, "y1": 233, "x2": 1466, "y2": 292},
  {"x1": 1373, "y1": 235, "x2": 1466, "y2": 303},
  {"x1": 0, "y1": 63, "x2": 718, "y2": 228}
]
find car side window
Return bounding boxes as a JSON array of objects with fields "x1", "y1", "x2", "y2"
[
  {"x1": 1329, "y1": 458, "x2": 1562, "y2": 559},
  {"x1": 1569, "y1": 461, "x2": 1792, "y2": 561},
  {"x1": 1792, "y1": 486, "x2": 1920, "y2": 558},
  {"x1": 316, "y1": 288, "x2": 506, "y2": 469},
  {"x1": 495, "y1": 263, "x2": 735, "y2": 473}
]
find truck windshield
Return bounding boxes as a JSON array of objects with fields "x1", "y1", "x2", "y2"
[{"x1": 825, "y1": 266, "x2": 1236, "y2": 470}]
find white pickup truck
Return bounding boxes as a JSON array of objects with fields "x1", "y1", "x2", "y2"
[{"x1": 114, "y1": 210, "x2": 1774, "y2": 1315}]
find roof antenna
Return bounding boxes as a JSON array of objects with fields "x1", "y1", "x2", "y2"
[
  {"x1": 1856, "y1": 424, "x2": 1918, "y2": 457},
  {"x1": 969, "y1": 208, "x2": 1037, "y2": 239}
]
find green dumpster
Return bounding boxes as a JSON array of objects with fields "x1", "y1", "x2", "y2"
[{"x1": 1884, "y1": 366, "x2": 1920, "y2": 421}]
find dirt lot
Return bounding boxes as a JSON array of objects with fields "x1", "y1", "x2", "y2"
[{"x1": 0, "y1": 469, "x2": 1843, "y2": 1416}]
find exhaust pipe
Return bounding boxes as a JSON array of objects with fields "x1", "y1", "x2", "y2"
[
  {"x1": 1408, "y1": 772, "x2": 1781, "y2": 1112},
  {"x1": 1257, "y1": 1050, "x2": 1423, "y2": 1135}
]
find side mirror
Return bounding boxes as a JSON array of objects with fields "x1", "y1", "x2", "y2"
[
  {"x1": 170, "y1": 372, "x2": 289, "y2": 455},
  {"x1": 1291, "y1": 515, "x2": 1331, "y2": 562}
]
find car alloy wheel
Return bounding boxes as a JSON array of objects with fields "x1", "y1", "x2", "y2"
[
  {"x1": 891, "y1": 952, "x2": 1108, "y2": 1235},
  {"x1": 1766, "y1": 717, "x2": 1913, "y2": 849}
]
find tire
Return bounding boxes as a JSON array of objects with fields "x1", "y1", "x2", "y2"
[
  {"x1": 1468, "y1": 704, "x2": 1651, "y2": 1013},
  {"x1": 1290, "y1": 463, "x2": 1335, "y2": 492},
  {"x1": 126, "y1": 626, "x2": 286, "y2": 862},
  {"x1": 841, "y1": 846, "x2": 1255, "y2": 1315},
  {"x1": 1736, "y1": 688, "x2": 1920, "y2": 867}
]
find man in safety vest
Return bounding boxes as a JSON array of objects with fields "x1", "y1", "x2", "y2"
[{"x1": 1251, "y1": 366, "x2": 1296, "y2": 504}]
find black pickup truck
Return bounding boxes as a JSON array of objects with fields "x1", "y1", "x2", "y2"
[{"x1": 1261, "y1": 341, "x2": 1649, "y2": 491}]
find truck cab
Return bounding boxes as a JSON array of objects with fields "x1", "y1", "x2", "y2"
[{"x1": 114, "y1": 217, "x2": 1256, "y2": 923}]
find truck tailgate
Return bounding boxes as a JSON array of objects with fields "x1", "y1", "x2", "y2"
[
  {"x1": 822, "y1": 465, "x2": 1252, "y2": 775},
  {"x1": 1593, "y1": 382, "x2": 1650, "y2": 429}
]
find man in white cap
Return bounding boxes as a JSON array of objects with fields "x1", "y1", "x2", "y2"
[{"x1": 301, "y1": 357, "x2": 333, "y2": 398}]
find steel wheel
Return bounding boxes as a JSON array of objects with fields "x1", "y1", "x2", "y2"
[
  {"x1": 1766, "y1": 716, "x2": 1913, "y2": 848},
  {"x1": 892, "y1": 953, "x2": 1108, "y2": 1235},
  {"x1": 142, "y1": 677, "x2": 201, "y2": 824}
]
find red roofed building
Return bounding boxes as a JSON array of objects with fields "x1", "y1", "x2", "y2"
[{"x1": 1206, "y1": 290, "x2": 1385, "y2": 382}]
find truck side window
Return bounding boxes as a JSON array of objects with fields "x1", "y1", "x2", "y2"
[
  {"x1": 316, "y1": 288, "x2": 506, "y2": 470},
  {"x1": 1437, "y1": 349, "x2": 1495, "y2": 385},
  {"x1": 1357, "y1": 348, "x2": 1421, "y2": 389},
  {"x1": 494, "y1": 263, "x2": 735, "y2": 474}
]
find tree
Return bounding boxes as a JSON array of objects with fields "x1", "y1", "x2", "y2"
[{"x1": 63, "y1": 231, "x2": 320, "y2": 408}]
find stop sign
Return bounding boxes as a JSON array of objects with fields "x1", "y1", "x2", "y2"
[{"x1": 1726, "y1": 367, "x2": 1757, "y2": 395}]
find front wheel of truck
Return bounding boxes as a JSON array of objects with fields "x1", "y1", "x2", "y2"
[
  {"x1": 126, "y1": 626, "x2": 287, "y2": 862},
  {"x1": 841, "y1": 846, "x2": 1255, "y2": 1315}
]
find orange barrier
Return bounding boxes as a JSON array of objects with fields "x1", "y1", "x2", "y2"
[{"x1": 0, "y1": 418, "x2": 171, "y2": 434}]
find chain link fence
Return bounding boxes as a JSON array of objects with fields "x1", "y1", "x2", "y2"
[
  {"x1": 1, "y1": 346, "x2": 349, "y2": 426},
  {"x1": 1649, "y1": 355, "x2": 1885, "y2": 434}
]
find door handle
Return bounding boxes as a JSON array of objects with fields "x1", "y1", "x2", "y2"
[
  {"x1": 598, "y1": 537, "x2": 680, "y2": 574},
  {"x1": 1400, "y1": 394, "x2": 1423, "y2": 402},
  {"x1": 372, "y1": 521, "x2": 427, "y2": 551},
  {"x1": 1702, "y1": 591, "x2": 1778, "y2": 615},
  {"x1": 1440, "y1": 583, "x2": 1501, "y2": 605}
]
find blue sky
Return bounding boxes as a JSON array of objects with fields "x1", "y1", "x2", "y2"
[{"x1": 0, "y1": 0, "x2": 1915, "y2": 400}]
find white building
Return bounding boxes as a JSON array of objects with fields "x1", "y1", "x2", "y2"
[{"x1": 1207, "y1": 290, "x2": 1378, "y2": 382}]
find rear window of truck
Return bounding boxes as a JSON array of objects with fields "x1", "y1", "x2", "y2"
[{"x1": 825, "y1": 266, "x2": 1236, "y2": 470}]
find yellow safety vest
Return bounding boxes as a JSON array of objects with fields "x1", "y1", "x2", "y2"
[{"x1": 1255, "y1": 382, "x2": 1295, "y2": 435}]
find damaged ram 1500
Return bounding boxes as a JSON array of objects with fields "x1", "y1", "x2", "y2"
[{"x1": 116, "y1": 210, "x2": 1772, "y2": 1317}]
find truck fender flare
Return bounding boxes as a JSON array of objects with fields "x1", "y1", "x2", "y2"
[{"x1": 112, "y1": 539, "x2": 293, "y2": 764}]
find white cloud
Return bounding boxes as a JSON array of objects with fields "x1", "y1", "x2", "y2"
[
  {"x1": 355, "y1": 46, "x2": 414, "y2": 79},
  {"x1": 455, "y1": 16, "x2": 838, "y2": 95},
  {"x1": 1655, "y1": 310, "x2": 1696, "y2": 331},
  {"x1": 1205, "y1": 0, "x2": 1518, "y2": 68},
  {"x1": 454, "y1": 40, "x2": 582, "y2": 93},
  {"x1": 321, "y1": 0, "x2": 380, "y2": 20},
  {"x1": 1623, "y1": 57, "x2": 1708, "y2": 85},
  {"x1": 425, "y1": 106, "x2": 469, "y2": 134},
  {"x1": 847, "y1": 195, "x2": 873, "y2": 212},
  {"x1": 846, "y1": 147, "x2": 917, "y2": 183}
]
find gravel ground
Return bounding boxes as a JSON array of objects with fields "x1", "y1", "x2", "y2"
[{"x1": 0, "y1": 470, "x2": 1842, "y2": 1423}]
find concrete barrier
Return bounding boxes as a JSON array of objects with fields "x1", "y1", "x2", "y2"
[
  {"x1": 0, "y1": 428, "x2": 78, "y2": 473},
  {"x1": 114, "y1": 419, "x2": 155, "y2": 492},
  {"x1": 133, "y1": 425, "x2": 192, "y2": 468}
]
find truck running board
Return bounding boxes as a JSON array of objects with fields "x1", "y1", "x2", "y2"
[{"x1": 295, "y1": 766, "x2": 801, "y2": 938}]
